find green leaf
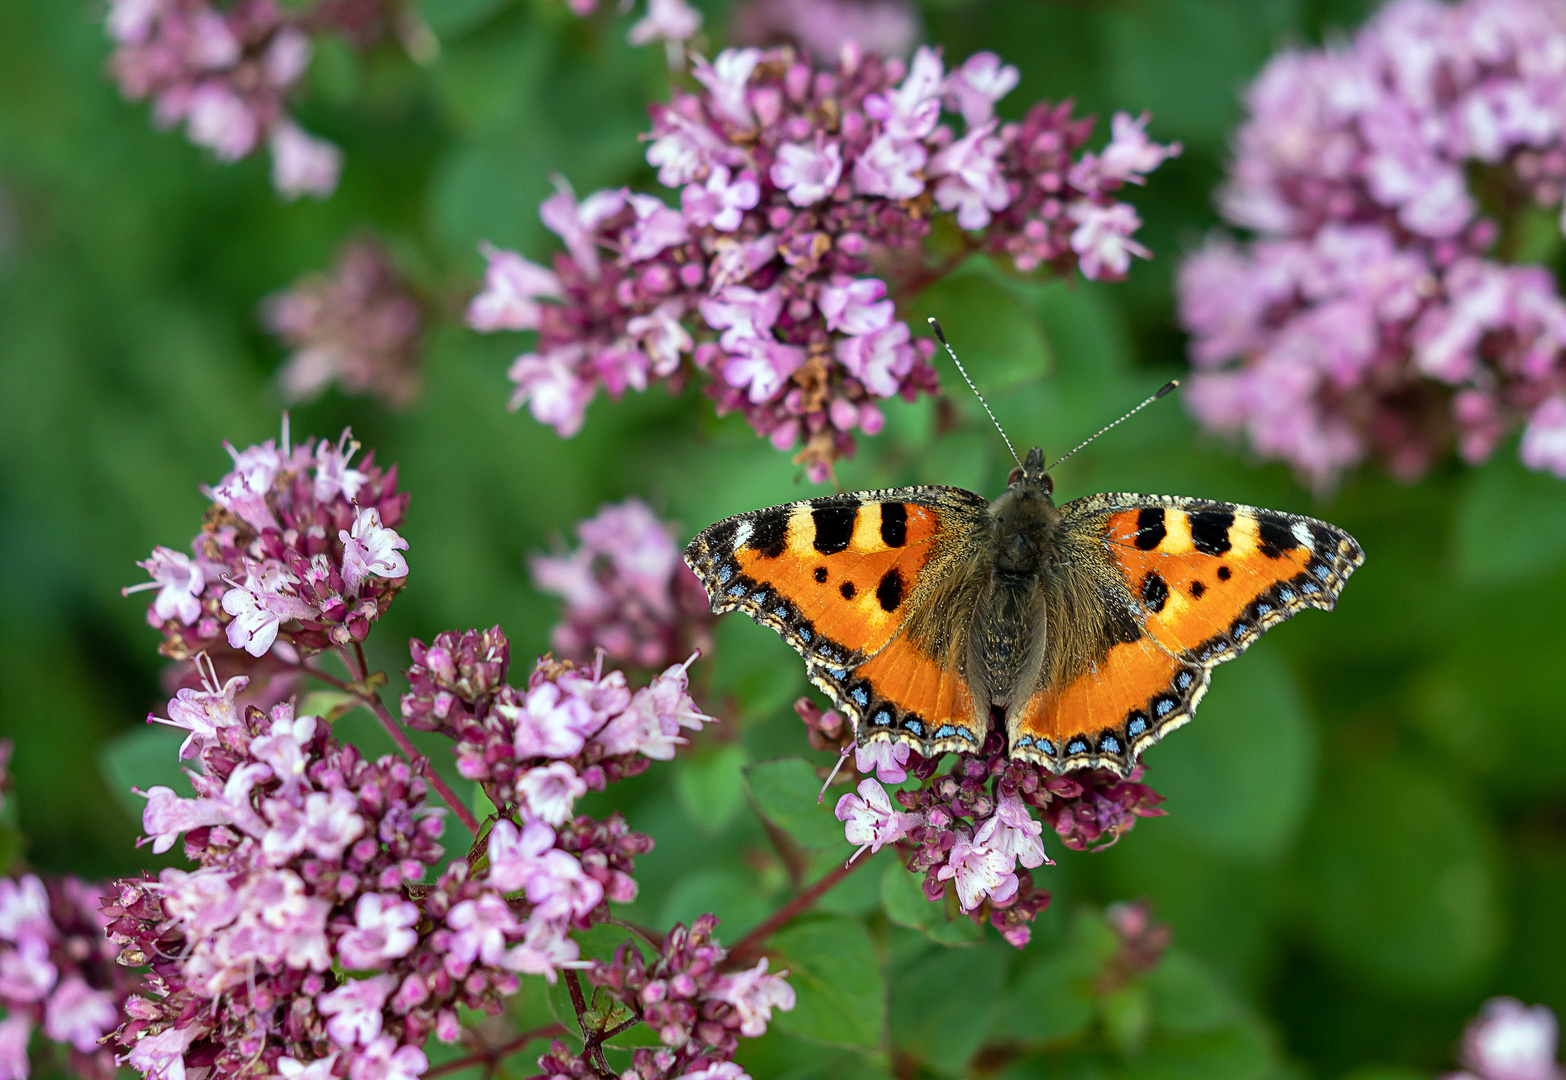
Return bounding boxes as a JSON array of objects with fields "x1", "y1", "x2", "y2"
[
  {"x1": 992, "y1": 950, "x2": 1096, "y2": 1046},
  {"x1": 657, "y1": 867, "x2": 772, "y2": 940},
  {"x1": 890, "y1": 942, "x2": 1009, "y2": 1072},
  {"x1": 1454, "y1": 450, "x2": 1566, "y2": 584},
  {"x1": 98, "y1": 725, "x2": 190, "y2": 821},
  {"x1": 1298, "y1": 759, "x2": 1503, "y2": 991},
  {"x1": 677, "y1": 742, "x2": 749, "y2": 833},
  {"x1": 880, "y1": 861, "x2": 982, "y2": 945},
  {"x1": 745, "y1": 758, "x2": 850, "y2": 849},
  {"x1": 917, "y1": 266, "x2": 1051, "y2": 390},
  {"x1": 1140, "y1": 645, "x2": 1316, "y2": 862},
  {"x1": 1144, "y1": 951, "x2": 1237, "y2": 1034},
  {"x1": 770, "y1": 915, "x2": 885, "y2": 1049}
]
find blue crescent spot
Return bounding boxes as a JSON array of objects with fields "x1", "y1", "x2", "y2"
[
  {"x1": 1014, "y1": 735, "x2": 1035, "y2": 748},
  {"x1": 934, "y1": 724, "x2": 958, "y2": 739}
]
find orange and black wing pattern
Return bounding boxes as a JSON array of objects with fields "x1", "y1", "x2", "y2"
[
  {"x1": 684, "y1": 486, "x2": 991, "y2": 755},
  {"x1": 1009, "y1": 494, "x2": 1363, "y2": 775}
]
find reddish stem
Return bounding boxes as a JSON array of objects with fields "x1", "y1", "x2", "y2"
[
  {"x1": 290, "y1": 653, "x2": 482, "y2": 835},
  {"x1": 727, "y1": 856, "x2": 868, "y2": 961},
  {"x1": 423, "y1": 1024, "x2": 568, "y2": 1077}
]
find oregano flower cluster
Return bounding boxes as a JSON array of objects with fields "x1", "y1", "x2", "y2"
[
  {"x1": 1179, "y1": 0, "x2": 1566, "y2": 486},
  {"x1": 799, "y1": 699, "x2": 1165, "y2": 948},
  {"x1": 107, "y1": 427, "x2": 793, "y2": 1080},
  {"x1": 468, "y1": 44, "x2": 1178, "y2": 479}
]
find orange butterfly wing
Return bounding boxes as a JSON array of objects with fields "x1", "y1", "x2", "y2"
[
  {"x1": 1010, "y1": 495, "x2": 1364, "y2": 774},
  {"x1": 684, "y1": 487, "x2": 990, "y2": 753}
]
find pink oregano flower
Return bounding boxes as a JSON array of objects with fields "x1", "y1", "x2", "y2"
[{"x1": 469, "y1": 44, "x2": 1176, "y2": 480}]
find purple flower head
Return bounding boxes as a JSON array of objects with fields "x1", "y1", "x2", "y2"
[
  {"x1": 1180, "y1": 0, "x2": 1566, "y2": 486},
  {"x1": 530, "y1": 499, "x2": 715, "y2": 670},
  {"x1": 104, "y1": 0, "x2": 344, "y2": 198},
  {"x1": 0, "y1": 866, "x2": 133, "y2": 1080},
  {"x1": 731, "y1": 0, "x2": 920, "y2": 66},
  {"x1": 1455, "y1": 998, "x2": 1564, "y2": 1080},
  {"x1": 469, "y1": 44, "x2": 1175, "y2": 480},
  {"x1": 262, "y1": 240, "x2": 424, "y2": 409},
  {"x1": 130, "y1": 421, "x2": 410, "y2": 664}
]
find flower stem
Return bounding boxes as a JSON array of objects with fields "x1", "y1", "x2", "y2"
[
  {"x1": 727, "y1": 856, "x2": 868, "y2": 961},
  {"x1": 291, "y1": 653, "x2": 482, "y2": 835},
  {"x1": 424, "y1": 1024, "x2": 568, "y2": 1077}
]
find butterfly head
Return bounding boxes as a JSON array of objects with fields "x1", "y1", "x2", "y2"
[{"x1": 1006, "y1": 447, "x2": 1053, "y2": 497}]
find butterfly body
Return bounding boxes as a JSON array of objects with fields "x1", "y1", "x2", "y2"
[{"x1": 684, "y1": 447, "x2": 1363, "y2": 776}]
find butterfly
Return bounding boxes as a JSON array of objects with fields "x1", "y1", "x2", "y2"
[{"x1": 683, "y1": 435, "x2": 1363, "y2": 776}]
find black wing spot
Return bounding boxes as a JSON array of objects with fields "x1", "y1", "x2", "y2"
[
  {"x1": 1190, "y1": 580, "x2": 1207, "y2": 599},
  {"x1": 813, "y1": 566, "x2": 828, "y2": 583},
  {"x1": 1217, "y1": 565, "x2": 1232, "y2": 581},
  {"x1": 880, "y1": 503, "x2": 908, "y2": 547},
  {"x1": 1256, "y1": 514, "x2": 1297, "y2": 559},
  {"x1": 1189, "y1": 509, "x2": 1235, "y2": 556},
  {"x1": 1134, "y1": 507, "x2": 1166, "y2": 550},
  {"x1": 812, "y1": 504, "x2": 858, "y2": 555},
  {"x1": 840, "y1": 581, "x2": 856, "y2": 600},
  {"x1": 1141, "y1": 571, "x2": 1169, "y2": 614},
  {"x1": 749, "y1": 510, "x2": 789, "y2": 558},
  {"x1": 876, "y1": 568, "x2": 905, "y2": 612}
]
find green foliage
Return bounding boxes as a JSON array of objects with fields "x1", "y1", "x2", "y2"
[
  {"x1": 769, "y1": 915, "x2": 885, "y2": 1050},
  {"x1": 2, "y1": 0, "x2": 1563, "y2": 1078}
]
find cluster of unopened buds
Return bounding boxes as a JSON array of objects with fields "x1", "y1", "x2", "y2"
[
  {"x1": 529, "y1": 498, "x2": 715, "y2": 672},
  {"x1": 468, "y1": 43, "x2": 1178, "y2": 479},
  {"x1": 799, "y1": 700, "x2": 1164, "y2": 947},
  {"x1": 539, "y1": 914, "x2": 795, "y2": 1080},
  {"x1": 262, "y1": 238, "x2": 425, "y2": 409},
  {"x1": 0, "y1": 746, "x2": 135, "y2": 1080},
  {"x1": 1179, "y1": 0, "x2": 1566, "y2": 486}
]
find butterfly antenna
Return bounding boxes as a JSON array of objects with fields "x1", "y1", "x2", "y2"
[
  {"x1": 1047, "y1": 380, "x2": 1180, "y2": 471},
  {"x1": 927, "y1": 318, "x2": 1023, "y2": 470}
]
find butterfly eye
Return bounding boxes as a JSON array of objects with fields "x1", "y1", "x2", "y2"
[
  {"x1": 1042, "y1": 474, "x2": 1053, "y2": 496},
  {"x1": 1007, "y1": 465, "x2": 1025, "y2": 485}
]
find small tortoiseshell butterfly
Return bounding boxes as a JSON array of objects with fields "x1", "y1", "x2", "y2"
[{"x1": 683, "y1": 328, "x2": 1364, "y2": 776}]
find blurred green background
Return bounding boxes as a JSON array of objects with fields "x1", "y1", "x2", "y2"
[{"x1": 3, "y1": 0, "x2": 1564, "y2": 1077}]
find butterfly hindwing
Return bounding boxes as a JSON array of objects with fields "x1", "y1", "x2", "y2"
[
  {"x1": 1009, "y1": 494, "x2": 1364, "y2": 774},
  {"x1": 684, "y1": 486, "x2": 991, "y2": 755}
]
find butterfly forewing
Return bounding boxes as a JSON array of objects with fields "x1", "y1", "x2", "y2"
[
  {"x1": 683, "y1": 486, "x2": 991, "y2": 755},
  {"x1": 1008, "y1": 494, "x2": 1364, "y2": 774}
]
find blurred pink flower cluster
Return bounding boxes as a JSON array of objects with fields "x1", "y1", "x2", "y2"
[
  {"x1": 557, "y1": 0, "x2": 703, "y2": 66},
  {"x1": 123, "y1": 423, "x2": 410, "y2": 666},
  {"x1": 1179, "y1": 0, "x2": 1566, "y2": 486},
  {"x1": 1447, "y1": 997, "x2": 1563, "y2": 1080},
  {"x1": 469, "y1": 45, "x2": 1177, "y2": 480},
  {"x1": 104, "y1": 0, "x2": 347, "y2": 199},
  {"x1": 530, "y1": 498, "x2": 715, "y2": 671},
  {"x1": 541, "y1": 914, "x2": 796, "y2": 1080},
  {"x1": 799, "y1": 702, "x2": 1164, "y2": 948},
  {"x1": 730, "y1": 0, "x2": 921, "y2": 66},
  {"x1": 262, "y1": 239, "x2": 424, "y2": 409},
  {"x1": 0, "y1": 869, "x2": 132, "y2": 1080}
]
